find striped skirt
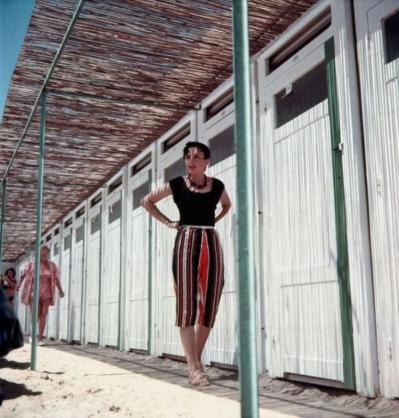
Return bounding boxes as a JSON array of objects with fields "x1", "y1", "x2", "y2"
[{"x1": 172, "y1": 226, "x2": 224, "y2": 328}]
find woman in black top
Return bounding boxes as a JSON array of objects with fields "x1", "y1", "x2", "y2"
[
  {"x1": 142, "y1": 141, "x2": 231, "y2": 386},
  {"x1": 1, "y1": 268, "x2": 17, "y2": 308}
]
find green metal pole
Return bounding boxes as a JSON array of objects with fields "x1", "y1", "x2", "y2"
[
  {"x1": 0, "y1": 180, "x2": 6, "y2": 272},
  {"x1": 325, "y1": 37, "x2": 356, "y2": 389},
  {"x1": 232, "y1": 2, "x2": 259, "y2": 417},
  {"x1": 31, "y1": 90, "x2": 47, "y2": 370}
]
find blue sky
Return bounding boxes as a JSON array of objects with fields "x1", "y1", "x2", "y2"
[{"x1": 0, "y1": 0, "x2": 35, "y2": 122}]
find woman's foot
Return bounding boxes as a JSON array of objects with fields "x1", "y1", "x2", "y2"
[
  {"x1": 196, "y1": 362, "x2": 208, "y2": 375},
  {"x1": 188, "y1": 369, "x2": 210, "y2": 386}
]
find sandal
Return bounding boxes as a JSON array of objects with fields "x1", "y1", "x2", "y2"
[{"x1": 189, "y1": 370, "x2": 210, "y2": 387}]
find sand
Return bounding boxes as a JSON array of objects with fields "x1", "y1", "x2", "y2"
[
  {"x1": 0, "y1": 344, "x2": 295, "y2": 418},
  {"x1": 1, "y1": 342, "x2": 399, "y2": 418}
]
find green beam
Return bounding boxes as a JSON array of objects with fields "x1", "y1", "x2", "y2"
[
  {"x1": 31, "y1": 90, "x2": 47, "y2": 370},
  {"x1": 0, "y1": 180, "x2": 6, "y2": 272},
  {"x1": 232, "y1": 1, "x2": 259, "y2": 417},
  {"x1": 325, "y1": 37, "x2": 356, "y2": 389}
]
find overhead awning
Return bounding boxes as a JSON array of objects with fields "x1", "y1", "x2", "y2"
[{"x1": 0, "y1": 0, "x2": 317, "y2": 260}]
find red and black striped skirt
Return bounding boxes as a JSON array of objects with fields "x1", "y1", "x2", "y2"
[{"x1": 172, "y1": 226, "x2": 224, "y2": 328}]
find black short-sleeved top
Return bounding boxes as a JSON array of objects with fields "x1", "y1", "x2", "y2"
[{"x1": 169, "y1": 176, "x2": 225, "y2": 226}]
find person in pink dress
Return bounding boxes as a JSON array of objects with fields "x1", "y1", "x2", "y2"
[{"x1": 18, "y1": 245, "x2": 64, "y2": 345}]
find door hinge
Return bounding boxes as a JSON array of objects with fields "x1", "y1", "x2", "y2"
[{"x1": 334, "y1": 142, "x2": 344, "y2": 154}]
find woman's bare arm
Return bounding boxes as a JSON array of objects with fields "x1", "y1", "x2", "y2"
[
  {"x1": 53, "y1": 265, "x2": 64, "y2": 297},
  {"x1": 141, "y1": 183, "x2": 179, "y2": 229},
  {"x1": 215, "y1": 189, "x2": 232, "y2": 223}
]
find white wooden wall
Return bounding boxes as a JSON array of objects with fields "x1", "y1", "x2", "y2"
[
  {"x1": 125, "y1": 147, "x2": 155, "y2": 352},
  {"x1": 46, "y1": 227, "x2": 61, "y2": 339},
  {"x1": 69, "y1": 206, "x2": 86, "y2": 342},
  {"x1": 199, "y1": 82, "x2": 238, "y2": 366},
  {"x1": 354, "y1": 0, "x2": 399, "y2": 398},
  {"x1": 59, "y1": 218, "x2": 72, "y2": 341},
  {"x1": 85, "y1": 189, "x2": 103, "y2": 344},
  {"x1": 102, "y1": 171, "x2": 124, "y2": 347},
  {"x1": 256, "y1": 0, "x2": 378, "y2": 395},
  {"x1": 153, "y1": 114, "x2": 196, "y2": 357},
  {"x1": 15, "y1": 255, "x2": 30, "y2": 333}
]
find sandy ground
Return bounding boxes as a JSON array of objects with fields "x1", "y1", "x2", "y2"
[
  {"x1": 1, "y1": 342, "x2": 399, "y2": 418},
  {"x1": 0, "y1": 344, "x2": 294, "y2": 418}
]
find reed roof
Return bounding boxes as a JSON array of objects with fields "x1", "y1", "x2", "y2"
[{"x1": 0, "y1": 0, "x2": 317, "y2": 260}]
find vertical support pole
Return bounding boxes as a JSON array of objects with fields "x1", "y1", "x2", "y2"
[
  {"x1": 0, "y1": 180, "x2": 6, "y2": 272},
  {"x1": 232, "y1": 1, "x2": 259, "y2": 417},
  {"x1": 31, "y1": 90, "x2": 47, "y2": 370},
  {"x1": 325, "y1": 37, "x2": 356, "y2": 389}
]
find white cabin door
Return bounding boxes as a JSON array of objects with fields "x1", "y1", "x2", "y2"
[
  {"x1": 358, "y1": 0, "x2": 399, "y2": 397},
  {"x1": 59, "y1": 228, "x2": 72, "y2": 340},
  {"x1": 155, "y1": 149, "x2": 186, "y2": 356},
  {"x1": 70, "y1": 215, "x2": 85, "y2": 342},
  {"x1": 261, "y1": 42, "x2": 354, "y2": 385},
  {"x1": 85, "y1": 202, "x2": 102, "y2": 344},
  {"x1": 103, "y1": 192, "x2": 122, "y2": 346},
  {"x1": 126, "y1": 170, "x2": 152, "y2": 351},
  {"x1": 47, "y1": 239, "x2": 60, "y2": 339},
  {"x1": 203, "y1": 112, "x2": 238, "y2": 365}
]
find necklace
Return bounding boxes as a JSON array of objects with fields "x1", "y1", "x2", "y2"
[{"x1": 188, "y1": 174, "x2": 207, "y2": 189}]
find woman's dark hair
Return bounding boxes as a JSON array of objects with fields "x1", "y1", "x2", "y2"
[
  {"x1": 183, "y1": 142, "x2": 211, "y2": 160},
  {"x1": 5, "y1": 268, "x2": 16, "y2": 278}
]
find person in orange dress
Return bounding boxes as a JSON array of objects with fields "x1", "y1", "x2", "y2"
[{"x1": 18, "y1": 245, "x2": 64, "y2": 345}]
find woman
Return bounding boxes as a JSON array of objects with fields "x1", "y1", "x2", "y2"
[
  {"x1": 1, "y1": 268, "x2": 17, "y2": 308},
  {"x1": 142, "y1": 141, "x2": 231, "y2": 386},
  {"x1": 18, "y1": 245, "x2": 64, "y2": 345}
]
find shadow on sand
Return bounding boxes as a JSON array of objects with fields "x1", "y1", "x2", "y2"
[
  {"x1": 0, "y1": 378, "x2": 42, "y2": 405},
  {"x1": 0, "y1": 358, "x2": 31, "y2": 370}
]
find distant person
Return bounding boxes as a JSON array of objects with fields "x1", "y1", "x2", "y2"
[
  {"x1": 18, "y1": 245, "x2": 64, "y2": 345},
  {"x1": 1, "y1": 268, "x2": 17, "y2": 308},
  {"x1": 142, "y1": 141, "x2": 231, "y2": 386}
]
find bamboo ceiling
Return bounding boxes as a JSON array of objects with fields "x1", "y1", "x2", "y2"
[{"x1": 0, "y1": 0, "x2": 317, "y2": 261}]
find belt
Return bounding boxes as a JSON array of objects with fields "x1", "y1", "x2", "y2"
[{"x1": 179, "y1": 225, "x2": 215, "y2": 230}]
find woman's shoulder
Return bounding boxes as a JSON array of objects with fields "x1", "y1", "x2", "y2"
[
  {"x1": 210, "y1": 177, "x2": 225, "y2": 190},
  {"x1": 49, "y1": 261, "x2": 58, "y2": 270},
  {"x1": 169, "y1": 176, "x2": 185, "y2": 193},
  {"x1": 169, "y1": 176, "x2": 184, "y2": 186}
]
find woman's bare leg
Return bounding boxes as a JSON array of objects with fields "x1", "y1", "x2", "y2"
[
  {"x1": 180, "y1": 326, "x2": 197, "y2": 373},
  {"x1": 180, "y1": 326, "x2": 209, "y2": 385},
  {"x1": 195, "y1": 325, "x2": 211, "y2": 372},
  {"x1": 38, "y1": 301, "x2": 50, "y2": 341}
]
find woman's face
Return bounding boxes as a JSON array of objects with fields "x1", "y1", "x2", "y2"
[
  {"x1": 6, "y1": 270, "x2": 15, "y2": 279},
  {"x1": 40, "y1": 246, "x2": 49, "y2": 260},
  {"x1": 184, "y1": 147, "x2": 209, "y2": 176}
]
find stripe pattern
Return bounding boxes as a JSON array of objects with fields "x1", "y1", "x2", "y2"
[{"x1": 172, "y1": 226, "x2": 224, "y2": 328}]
